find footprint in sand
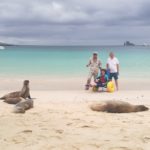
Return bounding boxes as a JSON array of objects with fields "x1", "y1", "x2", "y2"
[
  {"x1": 72, "y1": 118, "x2": 81, "y2": 121},
  {"x1": 89, "y1": 144, "x2": 101, "y2": 148},
  {"x1": 31, "y1": 112, "x2": 39, "y2": 115},
  {"x1": 3, "y1": 138, "x2": 7, "y2": 142},
  {"x1": 72, "y1": 145, "x2": 80, "y2": 150},
  {"x1": 81, "y1": 125, "x2": 91, "y2": 128},
  {"x1": 66, "y1": 122, "x2": 73, "y2": 126},
  {"x1": 80, "y1": 125, "x2": 98, "y2": 128},
  {"x1": 104, "y1": 140, "x2": 110, "y2": 142},
  {"x1": 64, "y1": 111, "x2": 73, "y2": 114},
  {"x1": 108, "y1": 147, "x2": 132, "y2": 150},
  {"x1": 142, "y1": 136, "x2": 150, "y2": 143},
  {"x1": 55, "y1": 129, "x2": 64, "y2": 134},
  {"x1": 22, "y1": 129, "x2": 32, "y2": 133},
  {"x1": 109, "y1": 147, "x2": 143, "y2": 150},
  {"x1": 122, "y1": 120, "x2": 129, "y2": 123},
  {"x1": 74, "y1": 143, "x2": 101, "y2": 150}
]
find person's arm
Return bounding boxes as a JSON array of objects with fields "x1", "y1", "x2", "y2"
[
  {"x1": 105, "y1": 75, "x2": 109, "y2": 82},
  {"x1": 95, "y1": 76, "x2": 100, "y2": 83},
  {"x1": 86, "y1": 59, "x2": 91, "y2": 67},
  {"x1": 116, "y1": 58, "x2": 119, "y2": 75},
  {"x1": 106, "y1": 63, "x2": 109, "y2": 70},
  {"x1": 98, "y1": 60, "x2": 102, "y2": 67}
]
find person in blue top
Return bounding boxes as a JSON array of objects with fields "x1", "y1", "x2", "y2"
[{"x1": 94, "y1": 69, "x2": 109, "y2": 90}]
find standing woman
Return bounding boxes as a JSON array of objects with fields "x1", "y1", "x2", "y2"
[{"x1": 85, "y1": 52, "x2": 101, "y2": 90}]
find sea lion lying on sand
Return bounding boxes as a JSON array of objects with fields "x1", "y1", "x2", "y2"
[
  {"x1": 4, "y1": 97, "x2": 23, "y2": 104},
  {"x1": 13, "y1": 98, "x2": 33, "y2": 113},
  {"x1": 0, "y1": 80, "x2": 31, "y2": 103},
  {"x1": 90, "y1": 101, "x2": 149, "y2": 113}
]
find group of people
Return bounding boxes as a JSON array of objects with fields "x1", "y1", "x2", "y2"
[{"x1": 85, "y1": 52, "x2": 119, "y2": 91}]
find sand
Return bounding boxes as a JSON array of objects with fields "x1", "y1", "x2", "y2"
[
  {"x1": 0, "y1": 89, "x2": 150, "y2": 150},
  {"x1": 0, "y1": 76, "x2": 150, "y2": 91}
]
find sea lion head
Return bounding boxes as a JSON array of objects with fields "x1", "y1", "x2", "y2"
[
  {"x1": 23, "y1": 80, "x2": 29, "y2": 86},
  {"x1": 136, "y1": 105, "x2": 149, "y2": 112},
  {"x1": 13, "y1": 106, "x2": 25, "y2": 113}
]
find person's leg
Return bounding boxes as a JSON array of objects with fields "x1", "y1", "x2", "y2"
[
  {"x1": 87, "y1": 72, "x2": 93, "y2": 84},
  {"x1": 109, "y1": 73, "x2": 113, "y2": 81},
  {"x1": 85, "y1": 72, "x2": 93, "y2": 90},
  {"x1": 115, "y1": 79, "x2": 119, "y2": 91},
  {"x1": 99, "y1": 82, "x2": 104, "y2": 92},
  {"x1": 86, "y1": 78, "x2": 91, "y2": 86},
  {"x1": 94, "y1": 73, "x2": 98, "y2": 82},
  {"x1": 114, "y1": 73, "x2": 119, "y2": 91}
]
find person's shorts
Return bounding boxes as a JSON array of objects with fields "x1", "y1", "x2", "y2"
[{"x1": 109, "y1": 73, "x2": 118, "y2": 80}]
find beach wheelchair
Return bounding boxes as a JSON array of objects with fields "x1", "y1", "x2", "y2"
[
  {"x1": 92, "y1": 69, "x2": 115, "y2": 92},
  {"x1": 92, "y1": 81, "x2": 108, "y2": 92}
]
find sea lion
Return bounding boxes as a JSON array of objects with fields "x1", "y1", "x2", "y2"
[
  {"x1": 0, "y1": 80, "x2": 31, "y2": 102},
  {"x1": 4, "y1": 97, "x2": 23, "y2": 104},
  {"x1": 20, "y1": 80, "x2": 31, "y2": 99},
  {"x1": 13, "y1": 98, "x2": 33, "y2": 113},
  {"x1": 90, "y1": 101, "x2": 149, "y2": 113}
]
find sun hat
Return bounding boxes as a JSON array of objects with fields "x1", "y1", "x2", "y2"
[{"x1": 93, "y1": 51, "x2": 98, "y2": 55}]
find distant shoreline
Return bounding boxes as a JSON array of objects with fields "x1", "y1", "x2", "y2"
[{"x1": 3, "y1": 44, "x2": 150, "y2": 47}]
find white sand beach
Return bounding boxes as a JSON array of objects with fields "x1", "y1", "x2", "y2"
[{"x1": 0, "y1": 78, "x2": 150, "y2": 150}]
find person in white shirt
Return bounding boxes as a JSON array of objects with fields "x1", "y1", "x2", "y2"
[
  {"x1": 85, "y1": 52, "x2": 101, "y2": 90},
  {"x1": 106, "y1": 52, "x2": 119, "y2": 90}
]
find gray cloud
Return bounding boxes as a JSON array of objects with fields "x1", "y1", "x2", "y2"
[{"x1": 0, "y1": 0, "x2": 150, "y2": 45}]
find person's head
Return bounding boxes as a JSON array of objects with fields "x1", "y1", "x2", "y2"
[
  {"x1": 109, "y1": 52, "x2": 114, "y2": 59},
  {"x1": 93, "y1": 52, "x2": 98, "y2": 59},
  {"x1": 101, "y1": 69, "x2": 106, "y2": 76}
]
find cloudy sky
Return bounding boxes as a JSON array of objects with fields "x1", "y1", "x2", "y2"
[{"x1": 0, "y1": 0, "x2": 150, "y2": 45}]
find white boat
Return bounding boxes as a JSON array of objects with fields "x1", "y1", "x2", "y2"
[
  {"x1": 143, "y1": 43, "x2": 150, "y2": 47},
  {"x1": 0, "y1": 46, "x2": 5, "y2": 50}
]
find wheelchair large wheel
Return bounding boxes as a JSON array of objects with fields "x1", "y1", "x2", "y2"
[{"x1": 92, "y1": 86, "x2": 98, "y2": 92}]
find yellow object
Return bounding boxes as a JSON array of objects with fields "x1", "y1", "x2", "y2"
[
  {"x1": 107, "y1": 81, "x2": 115, "y2": 92},
  {"x1": 93, "y1": 86, "x2": 98, "y2": 92}
]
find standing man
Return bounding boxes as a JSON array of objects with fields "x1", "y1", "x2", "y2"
[
  {"x1": 85, "y1": 52, "x2": 101, "y2": 90},
  {"x1": 106, "y1": 52, "x2": 119, "y2": 91}
]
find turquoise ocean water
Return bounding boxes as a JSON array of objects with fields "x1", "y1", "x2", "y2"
[{"x1": 0, "y1": 45, "x2": 150, "y2": 79}]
